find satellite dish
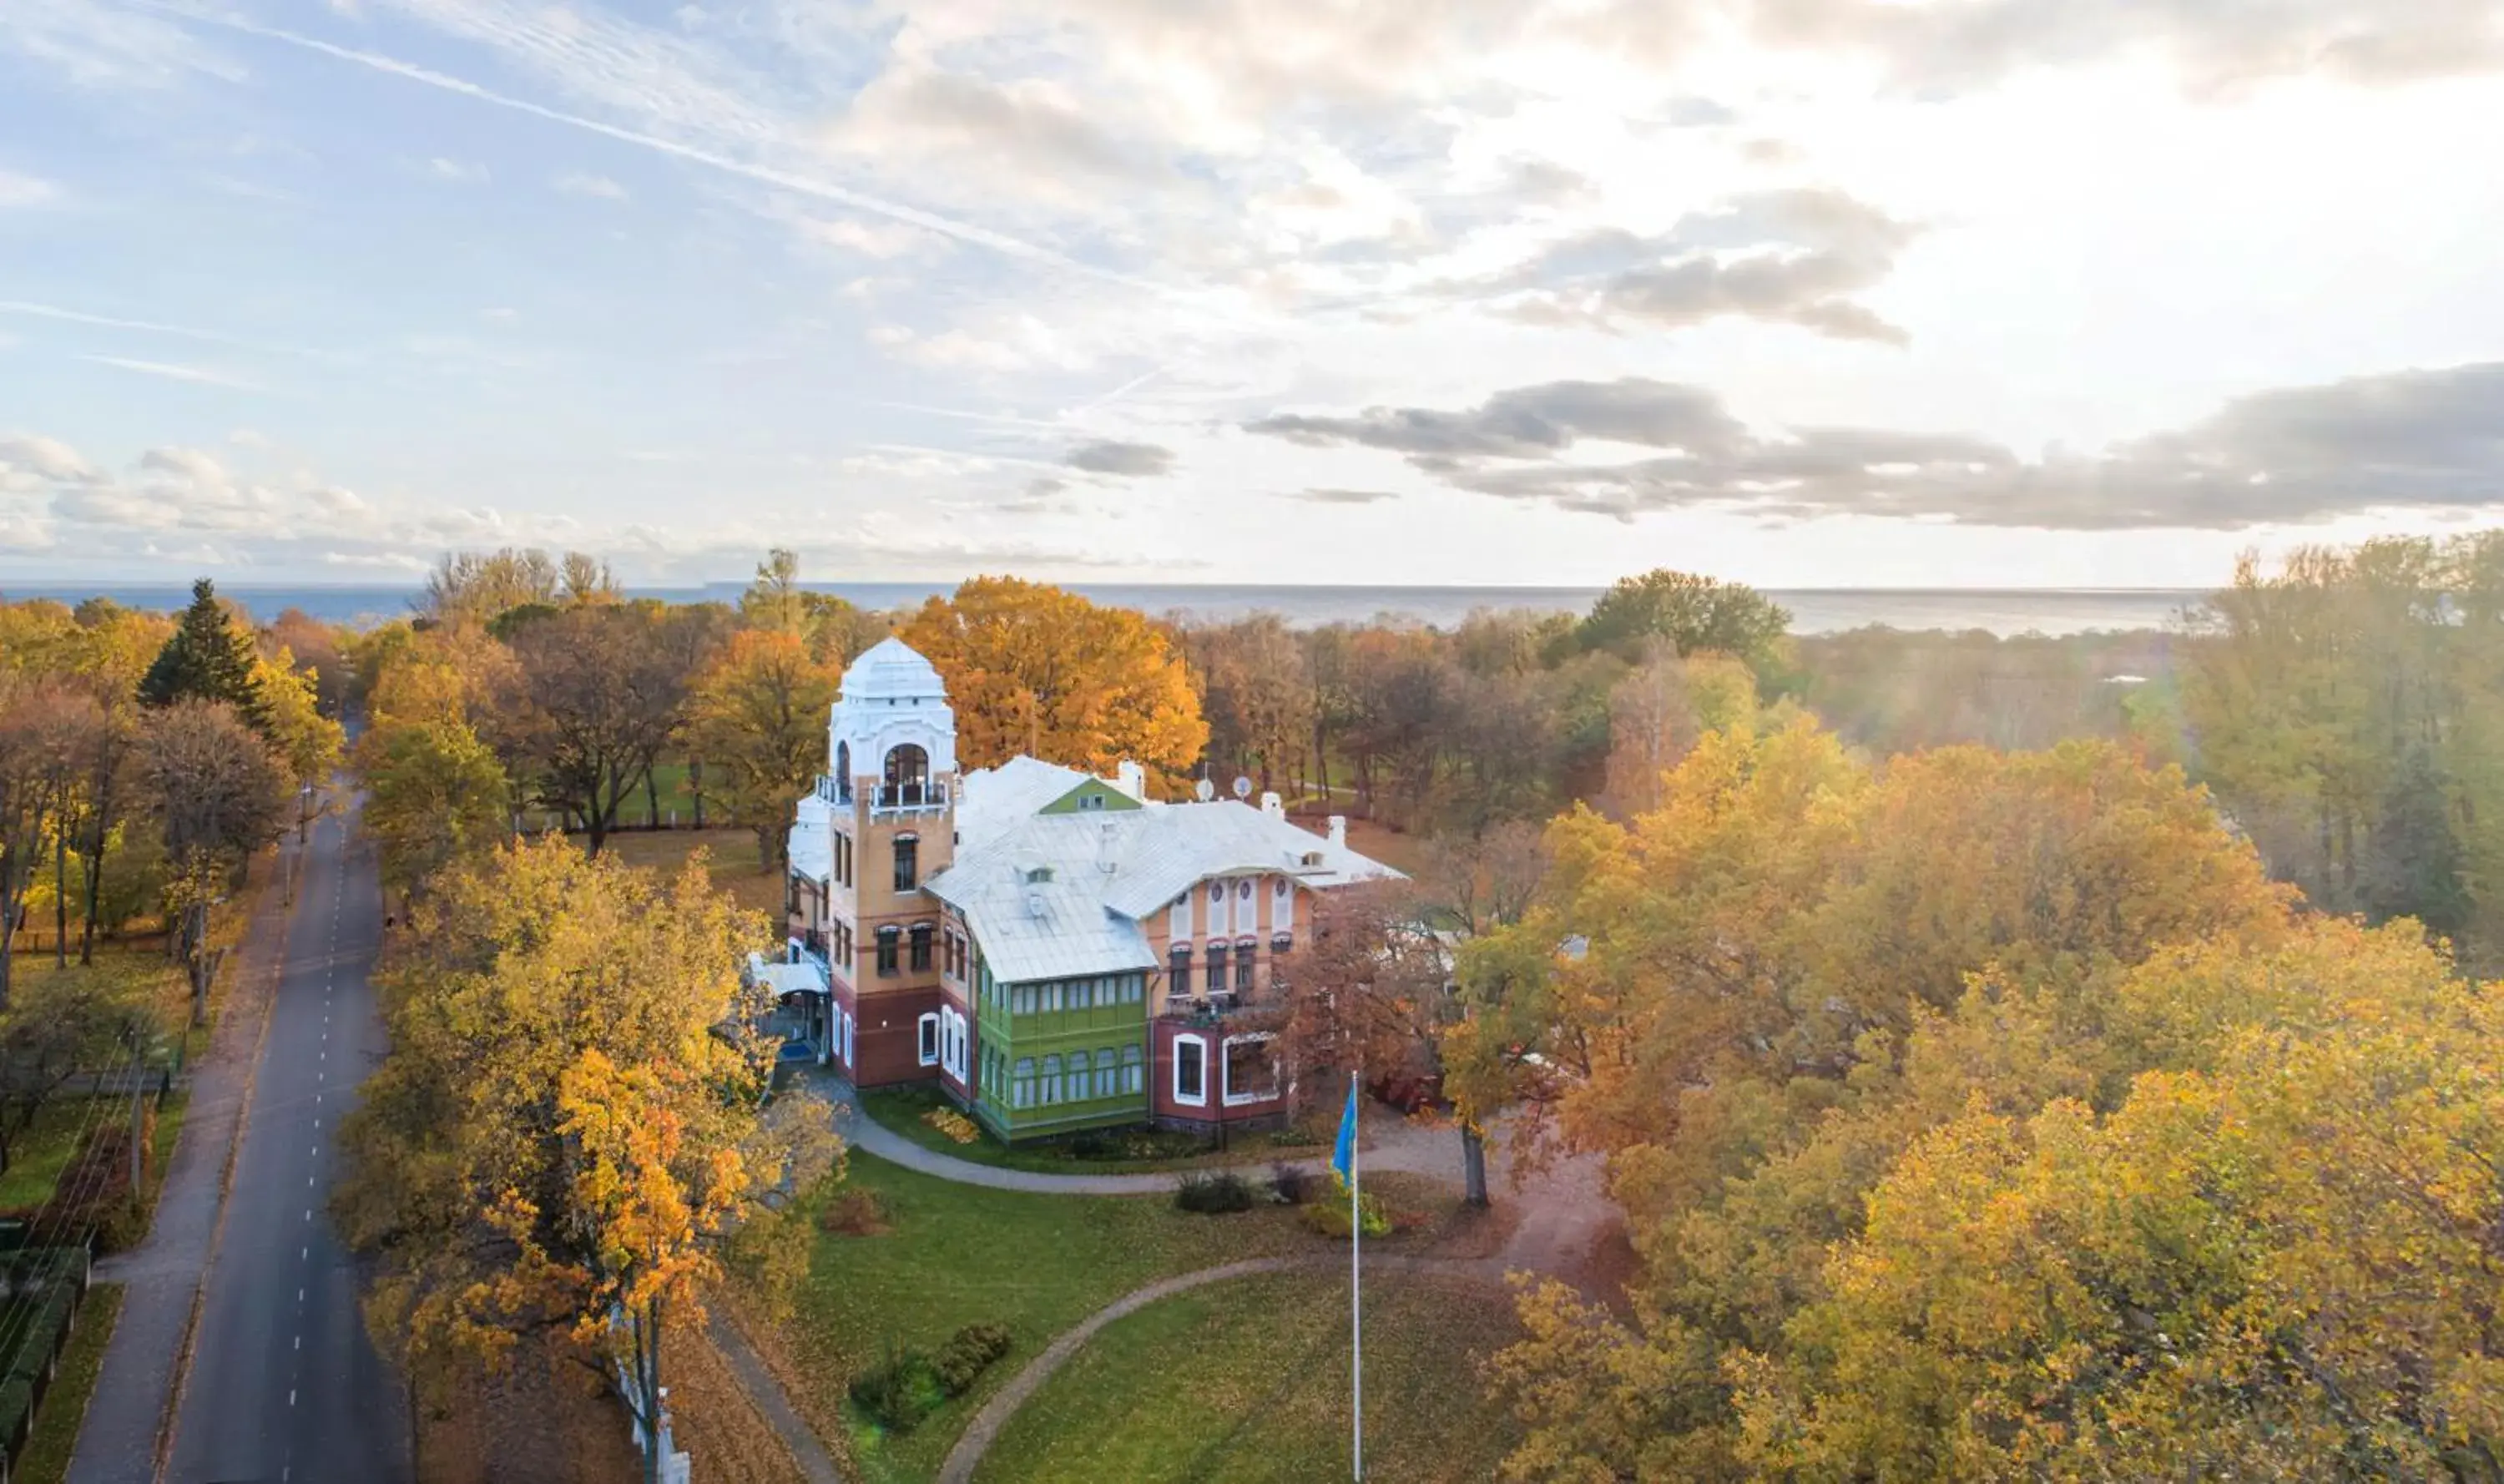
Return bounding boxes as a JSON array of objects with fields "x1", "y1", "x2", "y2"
[
  {"x1": 1194, "y1": 779, "x2": 1216, "y2": 802},
  {"x1": 1232, "y1": 775, "x2": 1252, "y2": 800}
]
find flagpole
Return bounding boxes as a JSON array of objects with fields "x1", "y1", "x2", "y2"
[{"x1": 1350, "y1": 1068, "x2": 1363, "y2": 1482}]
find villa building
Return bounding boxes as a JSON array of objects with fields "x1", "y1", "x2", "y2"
[{"x1": 770, "y1": 637, "x2": 1401, "y2": 1143}]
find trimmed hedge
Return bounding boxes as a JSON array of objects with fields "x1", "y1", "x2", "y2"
[
  {"x1": 849, "y1": 1321, "x2": 1017, "y2": 1433},
  {"x1": 1174, "y1": 1171, "x2": 1257, "y2": 1214}
]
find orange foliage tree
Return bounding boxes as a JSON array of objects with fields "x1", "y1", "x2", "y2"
[{"x1": 899, "y1": 577, "x2": 1207, "y2": 790}]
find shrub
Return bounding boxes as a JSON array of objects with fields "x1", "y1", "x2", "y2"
[
  {"x1": 817, "y1": 1188, "x2": 890, "y2": 1237},
  {"x1": 1300, "y1": 1188, "x2": 1392, "y2": 1239},
  {"x1": 848, "y1": 1344, "x2": 946, "y2": 1432},
  {"x1": 1269, "y1": 1163, "x2": 1314, "y2": 1206},
  {"x1": 849, "y1": 1323, "x2": 1014, "y2": 1431},
  {"x1": 1266, "y1": 1126, "x2": 1323, "y2": 1148},
  {"x1": 933, "y1": 1322, "x2": 1013, "y2": 1394},
  {"x1": 920, "y1": 1108, "x2": 981, "y2": 1145},
  {"x1": 1174, "y1": 1171, "x2": 1257, "y2": 1214}
]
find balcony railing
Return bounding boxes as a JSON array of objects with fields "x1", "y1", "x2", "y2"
[
  {"x1": 815, "y1": 775, "x2": 949, "y2": 814},
  {"x1": 871, "y1": 781, "x2": 948, "y2": 814}
]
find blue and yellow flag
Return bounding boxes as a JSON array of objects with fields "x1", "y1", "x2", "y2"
[{"x1": 1331, "y1": 1075, "x2": 1358, "y2": 1188}]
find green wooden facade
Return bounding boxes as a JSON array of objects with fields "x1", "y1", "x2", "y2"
[{"x1": 965, "y1": 953, "x2": 1154, "y2": 1141}]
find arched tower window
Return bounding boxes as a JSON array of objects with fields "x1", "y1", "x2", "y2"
[
  {"x1": 834, "y1": 740, "x2": 851, "y2": 802},
  {"x1": 884, "y1": 743, "x2": 930, "y2": 806}
]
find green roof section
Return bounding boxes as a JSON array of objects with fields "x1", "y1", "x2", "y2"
[{"x1": 1037, "y1": 777, "x2": 1147, "y2": 815}]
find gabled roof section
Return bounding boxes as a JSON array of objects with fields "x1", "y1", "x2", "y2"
[
  {"x1": 839, "y1": 636, "x2": 947, "y2": 704},
  {"x1": 956, "y1": 755, "x2": 1094, "y2": 847},
  {"x1": 1040, "y1": 777, "x2": 1146, "y2": 815}
]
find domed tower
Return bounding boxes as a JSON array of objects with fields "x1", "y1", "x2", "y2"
[{"x1": 821, "y1": 637, "x2": 959, "y2": 1086}]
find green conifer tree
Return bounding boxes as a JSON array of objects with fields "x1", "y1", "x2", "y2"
[{"x1": 139, "y1": 578, "x2": 268, "y2": 729}]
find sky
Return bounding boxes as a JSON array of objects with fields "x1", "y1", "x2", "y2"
[{"x1": 5, "y1": 0, "x2": 2504, "y2": 589}]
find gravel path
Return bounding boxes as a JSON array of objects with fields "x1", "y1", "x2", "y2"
[{"x1": 709, "y1": 1309, "x2": 846, "y2": 1484}]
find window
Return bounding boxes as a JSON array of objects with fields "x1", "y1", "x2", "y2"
[
  {"x1": 1275, "y1": 876, "x2": 1293, "y2": 931},
  {"x1": 1045, "y1": 982, "x2": 1064, "y2": 1013},
  {"x1": 1170, "y1": 892, "x2": 1192, "y2": 939},
  {"x1": 884, "y1": 744, "x2": 930, "y2": 805},
  {"x1": 1078, "y1": 791, "x2": 1104, "y2": 811},
  {"x1": 1273, "y1": 931, "x2": 1293, "y2": 957},
  {"x1": 1223, "y1": 1034, "x2": 1280, "y2": 1105},
  {"x1": 1122, "y1": 1042, "x2": 1144, "y2": 1094},
  {"x1": 1012, "y1": 1057, "x2": 1035, "y2": 1109},
  {"x1": 1169, "y1": 944, "x2": 1191, "y2": 993},
  {"x1": 1094, "y1": 1049, "x2": 1118, "y2": 1098},
  {"x1": 1024, "y1": 866, "x2": 1054, "y2": 884},
  {"x1": 1173, "y1": 1035, "x2": 1207, "y2": 1105},
  {"x1": 940, "y1": 1007, "x2": 969, "y2": 1080},
  {"x1": 1205, "y1": 942, "x2": 1228, "y2": 996},
  {"x1": 916, "y1": 1012, "x2": 938, "y2": 1067},
  {"x1": 1236, "y1": 879, "x2": 1253, "y2": 901},
  {"x1": 1236, "y1": 950, "x2": 1255, "y2": 992},
  {"x1": 1013, "y1": 984, "x2": 1034, "y2": 1015},
  {"x1": 876, "y1": 926, "x2": 900, "y2": 975},
  {"x1": 1095, "y1": 977, "x2": 1114, "y2": 1008},
  {"x1": 1122, "y1": 974, "x2": 1143, "y2": 1004},
  {"x1": 1040, "y1": 1055, "x2": 1063, "y2": 1105},
  {"x1": 909, "y1": 923, "x2": 932, "y2": 972},
  {"x1": 893, "y1": 835, "x2": 918, "y2": 891}
]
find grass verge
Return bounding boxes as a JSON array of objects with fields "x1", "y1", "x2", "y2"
[
  {"x1": 971, "y1": 1268, "x2": 1522, "y2": 1484},
  {"x1": 12, "y1": 1282, "x2": 124, "y2": 1484}
]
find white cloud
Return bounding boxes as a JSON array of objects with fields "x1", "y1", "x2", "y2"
[
  {"x1": 427, "y1": 156, "x2": 490, "y2": 184},
  {"x1": 78, "y1": 355, "x2": 265, "y2": 391},
  {"x1": 553, "y1": 170, "x2": 628, "y2": 199},
  {"x1": 0, "y1": 170, "x2": 58, "y2": 208}
]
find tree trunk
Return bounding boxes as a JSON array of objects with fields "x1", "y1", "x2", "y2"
[
  {"x1": 54, "y1": 830, "x2": 68, "y2": 970},
  {"x1": 1461, "y1": 1123, "x2": 1488, "y2": 1209},
  {"x1": 689, "y1": 760, "x2": 705, "y2": 830},
  {"x1": 187, "y1": 901, "x2": 214, "y2": 1027},
  {"x1": 644, "y1": 768, "x2": 660, "y2": 830},
  {"x1": 80, "y1": 850, "x2": 103, "y2": 966}
]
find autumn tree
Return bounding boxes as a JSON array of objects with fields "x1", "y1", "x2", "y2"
[
  {"x1": 900, "y1": 577, "x2": 1207, "y2": 788},
  {"x1": 1189, "y1": 616, "x2": 1313, "y2": 795},
  {"x1": 138, "y1": 578, "x2": 266, "y2": 729},
  {"x1": 336, "y1": 837, "x2": 837, "y2": 1481},
  {"x1": 265, "y1": 607, "x2": 352, "y2": 718},
  {"x1": 143, "y1": 699, "x2": 290, "y2": 1023},
  {"x1": 498, "y1": 605, "x2": 692, "y2": 852},
  {"x1": 1573, "y1": 568, "x2": 1791, "y2": 668},
  {"x1": 0, "y1": 967, "x2": 146, "y2": 1175},
  {"x1": 253, "y1": 649, "x2": 345, "y2": 841},
  {"x1": 420, "y1": 547, "x2": 612, "y2": 625},
  {"x1": 737, "y1": 548, "x2": 884, "y2": 664},
  {"x1": 359, "y1": 719, "x2": 508, "y2": 911},
  {"x1": 683, "y1": 630, "x2": 841, "y2": 872}
]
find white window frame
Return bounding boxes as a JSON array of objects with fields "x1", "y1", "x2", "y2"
[
  {"x1": 916, "y1": 1012, "x2": 939, "y2": 1067},
  {"x1": 1275, "y1": 877, "x2": 1294, "y2": 931},
  {"x1": 1221, "y1": 1032, "x2": 1279, "y2": 1107},
  {"x1": 1172, "y1": 1033, "x2": 1209, "y2": 1107}
]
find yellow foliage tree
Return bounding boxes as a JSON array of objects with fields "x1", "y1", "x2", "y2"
[
  {"x1": 899, "y1": 577, "x2": 1207, "y2": 788},
  {"x1": 683, "y1": 629, "x2": 841, "y2": 871},
  {"x1": 338, "y1": 836, "x2": 838, "y2": 1467}
]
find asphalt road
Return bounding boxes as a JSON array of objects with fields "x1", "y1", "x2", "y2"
[{"x1": 167, "y1": 805, "x2": 407, "y2": 1484}]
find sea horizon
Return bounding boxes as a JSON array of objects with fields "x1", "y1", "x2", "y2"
[{"x1": 0, "y1": 579, "x2": 2210, "y2": 639}]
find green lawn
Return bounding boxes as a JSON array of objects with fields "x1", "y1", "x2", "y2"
[
  {"x1": 602, "y1": 829, "x2": 785, "y2": 918},
  {"x1": 859, "y1": 1087, "x2": 1330, "y2": 1176},
  {"x1": 0, "y1": 1102, "x2": 98, "y2": 1210},
  {"x1": 972, "y1": 1268, "x2": 1522, "y2": 1484},
  {"x1": 773, "y1": 1152, "x2": 1328, "y2": 1484},
  {"x1": 13, "y1": 1283, "x2": 124, "y2": 1484}
]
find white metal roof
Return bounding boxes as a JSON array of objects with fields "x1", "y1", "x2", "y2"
[
  {"x1": 839, "y1": 636, "x2": 947, "y2": 704},
  {"x1": 923, "y1": 796, "x2": 1401, "y2": 985},
  {"x1": 787, "y1": 792, "x2": 832, "y2": 883}
]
